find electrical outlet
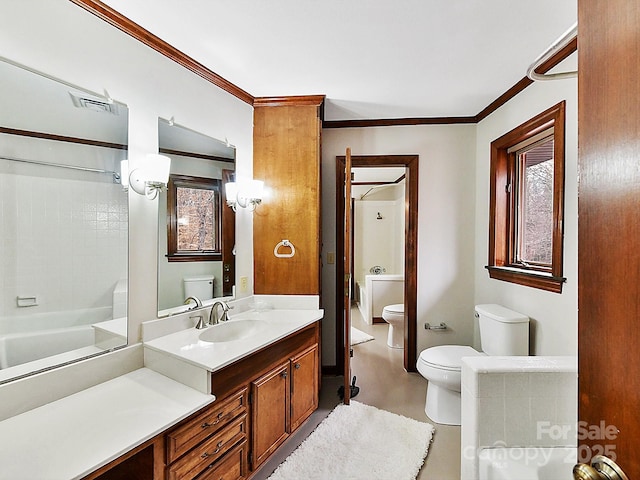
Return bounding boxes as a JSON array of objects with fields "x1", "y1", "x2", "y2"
[
  {"x1": 239, "y1": 276, "x2": 248, "y2": 292},
  {"x1": 327, "y1": 252, "x2": 335, "y2": 265}
]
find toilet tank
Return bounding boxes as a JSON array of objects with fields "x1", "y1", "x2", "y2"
[
  {"x1": 183, "y1": 275, "x2": 215, "y2": 301},
  {"x1": 475, "y1": 304, "x2": 529, "y2": 356}
]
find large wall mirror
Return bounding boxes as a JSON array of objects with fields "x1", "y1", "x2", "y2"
[
  {"x1": 0, "y1": 57, "x2": 129, "y2": 384},
  {"x1": 157, "y1": 118, "x2": 235, "y2": 316}
]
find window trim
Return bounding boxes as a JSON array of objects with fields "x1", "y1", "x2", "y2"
[
  {"x1": 166, "y1": 174, "x2": 222, "y2": 262},
  {"x1": 486, "y1": 101, "x2": 566, "y2": 293}
]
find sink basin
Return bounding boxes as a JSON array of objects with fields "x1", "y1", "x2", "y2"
[{"x1": 199, "y1": 320, "x2": 266, "y2": 343}]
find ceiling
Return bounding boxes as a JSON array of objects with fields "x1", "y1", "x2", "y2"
[{"x1": 100, "y1": 0, "x2": 576, "y2": 122}]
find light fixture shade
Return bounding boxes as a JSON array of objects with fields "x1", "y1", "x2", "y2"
[
  {"x1": 225, "y1": 181, "x2": 238, "y2": 201},
  {"x1": 224, "y1": 178, "x2": 264, "y2": 211},
  {"x1": 247, "y1": 179, "x2": 264, "y2": 201},
  {"x1": 145, "y1": 154, "x2": 171, "y2": 184},
  {"x1": 120, "y1": 160, "x2": 129, "y2": 188},
  {"x1": 128, "y1": 154, "x2": 172, "y2": 200}
]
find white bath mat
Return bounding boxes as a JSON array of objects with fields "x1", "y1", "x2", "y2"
[
  {"x1": 350, "y1": 327, "x2": 374, "y2": 346},
  {"x1": 267, "y1": 401, "x2": 434, "y2": 480}
]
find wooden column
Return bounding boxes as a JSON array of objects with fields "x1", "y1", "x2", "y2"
[{"x1": 253, "y1": 95, "x2": 324, "y2": 295}]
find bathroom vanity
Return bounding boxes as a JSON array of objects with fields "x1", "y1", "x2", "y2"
[{"x1": 0, "y1": 308, "x2": 322, "y2": 480}]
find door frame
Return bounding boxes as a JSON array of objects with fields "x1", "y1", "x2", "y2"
[{"x1": 335, "y1": 154, "x2": 419, "y2": 372}]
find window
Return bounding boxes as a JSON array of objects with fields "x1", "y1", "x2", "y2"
[
  {"x1": 487, "y1": 101, "x2": 566, "y2": 293},
  {"x1": 167, "y1": 174, "x2": 222, "y2": 262}
]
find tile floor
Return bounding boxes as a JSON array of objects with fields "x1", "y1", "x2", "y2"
[{"x1": 253, "y1": 308, "x2": 461, "y2": 479}]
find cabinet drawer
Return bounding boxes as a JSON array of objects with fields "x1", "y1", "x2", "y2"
[
  {"x1": 167, "y1": 388, "x2": 247, "y2": 464},
  {"x1": 168, "y1": 413, "x2": 247, "y2": 480},
  {"x1": 194, "y1": 440, "x2": 248, "y2": 480}
]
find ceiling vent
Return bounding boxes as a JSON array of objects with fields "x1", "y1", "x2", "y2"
[{"x1": 69, "y1": 91, "x2": 119, "y2": 115}]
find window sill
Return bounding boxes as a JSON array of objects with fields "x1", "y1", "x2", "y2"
[
  {"x1": 167, "y1": 253, "x2": 222, "y2": 263},
  {"x1": 485, "y1": 266, "x2": 565, "y2": 293}
]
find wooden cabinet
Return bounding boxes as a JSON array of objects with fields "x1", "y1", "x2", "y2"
[
  {"x1": 249, "y1": 345, "x2": 318, "y2": 469},
  {"x1": 290, "y1": 345, "x2": 318, "y2": 432},
  {"x1": 253, "y1": 96, "x2": 324, "y2": 295},
  {"x1": 251, "y1": 361, "x2": 290, "y2": 468},
  {"x1": 84, "y1": 323, "x2": 319, "y2": 480},
  {"x1": 210, "y1": 322, "x2": 320, "y2": 475},
  {"x1": 165, "y1": 389, "x2": 249, "y2": 480}
]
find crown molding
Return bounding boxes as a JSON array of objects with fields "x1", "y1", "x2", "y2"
[
  {"x1": 68, "y1": 1, "x2": 577, "y2": 127},
  {"x1": 69, "y1": 0, "x2": 254, "y2": 105}
]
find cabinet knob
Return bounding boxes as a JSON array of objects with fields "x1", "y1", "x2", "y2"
[
  {"x1": 294, "y1": 363, "x2": 301, "y2": 369},
  {"x1": 280, "y1": 370, "x2": 288, "y2": 379}
]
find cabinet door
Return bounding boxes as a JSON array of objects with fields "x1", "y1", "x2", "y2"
[
  {"x1": 290, "y1": 345, "x2": 318, "y2": 432},
  {"x1": 253, "y1": 97, "x2": 323, "y2": 295},
  {"x1": 251, "y1": 361, "x2": 290, "y2": 469}
]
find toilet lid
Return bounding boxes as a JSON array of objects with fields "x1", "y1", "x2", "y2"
[
  {"x1": 419, "y1": 345, "x2": 482, "y2": 370},
  {"x1": 383, "y1": 304, "x2": 404, "y2": 314}
]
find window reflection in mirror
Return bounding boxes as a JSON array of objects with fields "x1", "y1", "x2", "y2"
[
  {"x1": 157, "y1": 118, "x2": 235, "y2": 316},
  {"x1": 0, "y1": 57, "x2": 129, "y2": 384},
  {"x1": 167, "y1": 175, "x2": 222, "y2": 261}
]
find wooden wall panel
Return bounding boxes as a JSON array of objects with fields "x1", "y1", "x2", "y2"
[{"x1": 253, "y1": 98, "x2": 323, "y2": 295}]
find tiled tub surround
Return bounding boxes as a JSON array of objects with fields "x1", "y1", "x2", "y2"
[
  {"x1": 460, "y1": 356, "x2": 577, "y2": 480},
  {"x1": 0, "y1": 137, "x2": 128, "y2": 319}
]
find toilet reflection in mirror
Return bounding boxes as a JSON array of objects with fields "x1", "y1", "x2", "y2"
[{"x1": 156, "y1": 118, "x2": 236, "y2": 316}]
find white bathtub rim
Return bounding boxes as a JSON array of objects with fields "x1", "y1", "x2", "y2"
[{"x1": 0, "y1": 306, "x2": 112, "y2": 335}]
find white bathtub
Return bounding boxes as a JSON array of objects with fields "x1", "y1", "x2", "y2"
[
  {"x1": 0, "y1": 307, "x2": 113, "y2": 369},
  {"x1": 479, "y1": 447, "x2": 576, "y2": 480},
  {"x1": 356, "y1": 274, "x2": 404, "y2": 324},
  {"x1": 0, "y1": 325, "x2": 96, "y2": 369}
]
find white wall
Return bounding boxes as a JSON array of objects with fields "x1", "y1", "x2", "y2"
[
  {"x1": 354, "y1": 197, "x2": 403, "y2": 282},
  {"x1": 474, "y1": 60, "x2": 578, "y2": 356},
  {"x1": 322, "y1": 125, "x2": 477, "y2": 365},
  {"x1": 0, "y1": 0, "x2": 254, "y2": 346}
]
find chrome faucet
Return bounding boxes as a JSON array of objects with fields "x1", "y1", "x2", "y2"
[
  {"x1": 209, "y1": 300, "x2": 231, "y2": 325},
  {"x1": 184, "y1": 296, "x2": 203, "y2": 310},
  {"x1": 191, "y1": 315, "x2": 206, "y2": 329}
]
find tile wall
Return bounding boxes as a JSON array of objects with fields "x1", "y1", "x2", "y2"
[{"x1": 460, "y1": 356, "x2": 577, "y2": 479}]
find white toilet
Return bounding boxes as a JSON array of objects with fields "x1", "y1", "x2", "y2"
[
  {"x1": 382, "y1": 304, "x2": 404, "y2": 348},
  {"x1": 416, "y1": 304, "x2": 529, "y2": 425},
  {"x1": 183, "y1": 275, "x2": 215, "y2": 301}
]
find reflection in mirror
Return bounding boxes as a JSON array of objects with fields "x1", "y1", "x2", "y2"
[
  {"x1": 0, "y1": 57, "x2": 129, "y2": 384},
  {"x1": 157, "y1": 118, "x2": 235, "y2": 316}
]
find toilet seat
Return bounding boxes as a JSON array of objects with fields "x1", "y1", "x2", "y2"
[{"x1": 419, "y1": 345, "x2": 483, "y2": 372}]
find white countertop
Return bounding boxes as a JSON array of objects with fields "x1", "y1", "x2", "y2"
[
  {"x1": 144, "y1": 309, "x2": 323, "y2": 373},
  {"x1": 0, "y1": 368, "x2": 214, "y2": 480}
]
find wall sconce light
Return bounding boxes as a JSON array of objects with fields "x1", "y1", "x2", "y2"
[
  {"x1": 128, "y1": 154, "x2": 171, "y2": 200},
  {"x1": 225, "y1": 179, "x2": 264, "y2": 211},
  {"x1": 120, "y1": 160, "x2": 129, "y2": 191}
]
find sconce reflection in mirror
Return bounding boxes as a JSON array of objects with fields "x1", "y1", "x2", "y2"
[
  {"x1": 128, "y1": 154, "x2": 172, "y2": 200},
  {"x1": 225, "y1": 179, "x2": 264, "y2": 211}
]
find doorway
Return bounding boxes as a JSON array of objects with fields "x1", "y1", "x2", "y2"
[{"x1": 336, "y1": 154, "x2": 419, "y2": 372}]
